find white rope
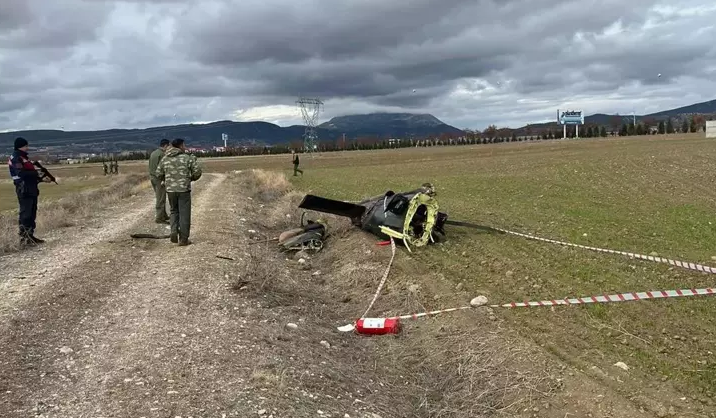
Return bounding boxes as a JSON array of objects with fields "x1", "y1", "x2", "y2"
[{"x1": 360, "y1": 237, "x2": 396, "y2": 319}]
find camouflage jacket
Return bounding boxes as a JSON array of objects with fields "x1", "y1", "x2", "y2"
[{"x1": 155, "y1": 147, "x2": 202, "y2": 192}]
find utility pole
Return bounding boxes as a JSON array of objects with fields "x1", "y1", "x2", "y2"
[
  {"x1": 296, "y1": 97, "x2": 323, "y2": 154},
  {"x1": 342, "y1": 133, "x2": 346, "y2": 150}
]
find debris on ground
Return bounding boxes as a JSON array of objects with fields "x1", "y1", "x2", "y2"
[
  {"x1": 276, "y1": 214, "x2": 327, "y2": 254},
  {"x1": 298, "y1": 183, "x2": 448, "y2": 251},
  {"x1": 614, "y1": 361, "x2": 630, "y2": 371}
]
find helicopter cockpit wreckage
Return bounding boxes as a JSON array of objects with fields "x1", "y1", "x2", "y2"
[
  {"x1": 277, "y1": 182, "x2": 493, "y2": 253},
  {"x1": 296, "y1": 182, "x2": 452, "y2": 251}
]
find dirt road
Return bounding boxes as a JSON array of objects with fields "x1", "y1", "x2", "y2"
[
  {"x1": 0, "y1": 173, "x2": 241, "y2": 416},
  {"x1": 0, "y1": 172, "x2": 406, "y2": 418},
  {"x1": 0, "y1": 171, "x2": 708, "y2": 418}
]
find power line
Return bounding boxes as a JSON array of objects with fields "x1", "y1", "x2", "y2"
[{"x1": 296, "y1": 97, "x2": 323, "y2": 154}]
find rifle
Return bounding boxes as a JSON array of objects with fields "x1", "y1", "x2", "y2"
[{"x1": 33, "y1": 161, "x2": 58, "y2": 184}]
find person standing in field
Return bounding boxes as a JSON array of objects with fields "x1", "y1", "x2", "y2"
[
  {"x1": 155, "y1": 138, "x2": 202, "y2": 246},
  {"x1": 148, "y1": 139, "x2": 171, "y2": 223},
  {"x1": 291, "y1": 150, "x2": 303, "y2": 176},
  {"x1": 7, "y1": 137, "x2": 52, "y2": 246}
]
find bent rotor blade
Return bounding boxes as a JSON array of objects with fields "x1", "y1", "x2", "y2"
[{"x1": 298, "y1": 195, "x2": 366, "y2": 220}]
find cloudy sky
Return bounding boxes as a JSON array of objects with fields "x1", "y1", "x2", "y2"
[{"x1": 1, "y1": 0, "x2": 716, "y2": 133}]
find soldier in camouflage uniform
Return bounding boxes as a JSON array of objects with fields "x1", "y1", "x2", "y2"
[
  {"x1": 155, "y1": 138, "x2": 202, "y2": 246},
  {"x1": 148, "y1": 139, "x2": 171, "y2": 223}
]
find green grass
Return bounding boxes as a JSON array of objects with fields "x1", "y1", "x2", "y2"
[{"x1": 282, "y1": 134, "x2": 716, "y2": 398}]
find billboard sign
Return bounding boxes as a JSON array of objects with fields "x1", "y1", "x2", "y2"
[
  {"x1": 706, "y1": 120, "x2": 716, "y2": 138},
  {"x1": 558, "y1": 110, "x2": 584, "y2": 125}
]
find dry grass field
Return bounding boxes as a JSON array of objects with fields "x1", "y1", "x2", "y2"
[
  {"x1": 0, "y1": 176, "x2": 120, "y2": 212},
  {"x1": 279, "y1": 133, "x2": 716, "y2": 401},
  {"x1": 0, "y1": 174, "x2": 147, "y2": 253},
  {"x1": 3, "y1": 132, "x2": 716, "y2": 417}
]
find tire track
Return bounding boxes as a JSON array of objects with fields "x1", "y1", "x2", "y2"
[
  {"x1": 0, "y1": 184, "x2": 157, "y2": 316},
  {"x1": 0, "y1": 173, "x2": 227, "y2": 417}
]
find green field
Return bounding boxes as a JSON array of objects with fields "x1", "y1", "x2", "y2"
[
  {"x1": 280, "y1": 134, "x2": 716, "y2": 398},
  {"x1": 15, "y1": 133, "x2": 716, "y2": 399}
]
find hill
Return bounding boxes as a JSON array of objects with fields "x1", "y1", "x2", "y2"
[
  {"x1": 583, "y1": 99, "x2": 716, "y2": 125},
  {"x1": 0, "y1": 113, "x2": 464, "y2": 154},
  {"x1": 2, "y1": 98, "x2": 715, "y2": 155},
  {"x1": 645, "y1": 99, "x2": 716, "y2": 118},
  {"x1": 0, "y1": 121, "x2": 307, "y2": 154},
  {"x1": 508, "y1": 98, "x2": 716, "y2": 136},
  {"x1": 319, "y1": 112, "x2": 464, "y2": 138}
]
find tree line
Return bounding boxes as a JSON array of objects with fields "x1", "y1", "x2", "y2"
[{"x1": 78, "y1": 114, "x2": 709, "y2": 163}]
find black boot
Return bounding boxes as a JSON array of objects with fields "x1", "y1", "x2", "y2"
[
  {"x1": 19, "y1": 233, "x2": 36, "y2": 247},
  {"x1": 170, "y1": 233, "x2": 178, "y2": 243},
  {"x1": 178, "y1": 238, "x2": 191, "y2": 246},
  {"x1": 29, "y1": 234, "x2": 45, "y2": 244}
]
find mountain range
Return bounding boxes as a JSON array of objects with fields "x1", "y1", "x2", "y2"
[
  {"x1": 2, "y1": 98, "x2": 715, "y2": 154},
  {"x1": 516, "y1": 99, "x2": 716, "y2": 133}
]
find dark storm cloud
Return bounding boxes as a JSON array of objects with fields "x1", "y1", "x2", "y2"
[
  {"x1": 0, "y1": 95, "x2": 32, "y2": 113},
  {"x1": 171, "y1": 0, "x2": 669, "y2": 103},
  {"x1": 0, "y1": 0, "x2": 33, "y2": 31},
  {"x1": 2, "y1": 0, "x2": 716, "y2": 132},
  {"x1": 173, "y1": 0, "x2": 477, "y2": 65},
  {"x1": 0, "y1": 1, "x2": 113, "y2": 49}
]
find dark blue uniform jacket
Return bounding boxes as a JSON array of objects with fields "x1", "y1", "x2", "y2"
[{"x1": 8, "y1": 150, "x2": 40, "y2": 197}]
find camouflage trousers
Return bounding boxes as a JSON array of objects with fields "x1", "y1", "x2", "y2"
[{"x1": 167, "y1": 191, "x2": 191, "y2": 241}]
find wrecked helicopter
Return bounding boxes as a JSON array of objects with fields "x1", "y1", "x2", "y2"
[{"x1": 298, "y1": 182, "x2": 460, "y2": 252}]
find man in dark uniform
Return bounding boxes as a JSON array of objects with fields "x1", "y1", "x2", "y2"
[
  {"x1": 291, "y1": 150, "x2": 303, "y2": 176},
  {"x1": 8, "y1": 137, "x2": 51, "y2": 246}
]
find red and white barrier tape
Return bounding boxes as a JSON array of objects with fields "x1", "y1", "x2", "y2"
[
  {"x1": 338, "y1": 225, "x2": 716, "y2": 332},
  {"x1": 494, "y1": 227, "x2": 716, "y2": 274},
  {"x1": 338, "y1": 286, "x2": 716, "y2": 332},
  {"x1": 489, "y1": 286, "x2": 716, "y2": 308},
  {"x1": 392, "y1": 305, "x2": 473, "y2": 320}
]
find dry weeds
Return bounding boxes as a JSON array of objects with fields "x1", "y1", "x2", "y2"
[
  {"x1": 396, "y1": 324, "x2": 560, "y2": 417},
  {"x1": 243, "y1": 168, "x2": 292, "y2": 202},
  {"x1": 234, "y1": 168, "x2": 559, "y2": 417},
  {"x1": 231, "y1": 243, "x2": 285, "y2": 293},
  {"x1": 0, "y1": 174, "x2": 147, "y2": 254},
  {"x1": 235, "y1": 167, "x2": 353, "y2": 237}
]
